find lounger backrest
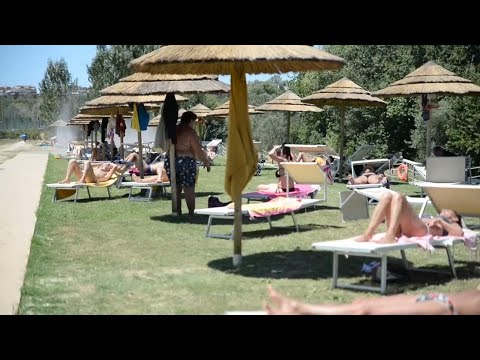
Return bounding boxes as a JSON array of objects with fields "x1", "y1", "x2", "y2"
[
  {"x1": 426, "y1": 156, "x2": 466, "y2": 183},
  {"x1": 421, "y1": 183, "x2": 480, "y2": 217},
  {"x1": 280, "y1": 162, "x2": 326, "y2": 185},
  {"x1": 349, "y1": 144, "x2": 375, "y2": 162}
]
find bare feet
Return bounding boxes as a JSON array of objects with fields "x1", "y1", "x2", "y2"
[
  {"x1": 355, "y1": 233, "x2": 372, "y2": 242},
  {"x1": 347, "y1": 175, "x2": 354, "y2": 185},
  {"x1": 372, "y1": 234, "x2": 397, "y2": 243},
  {"x1": 58, "y1": 179, "x2": 70, "y2": 184}
]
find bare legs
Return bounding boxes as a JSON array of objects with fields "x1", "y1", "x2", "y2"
[
  {"x1": 356, "y1": 192, "x2": 427, "y2": 243},
  {"x1": 59, "y1": 159, "x2": 96, "y2": 184},
  {"x1": 264, "y1": 285, "x2": 458, "y2": 315},
  {"x1": 296, "y1": 152, "x2": 314, "y2": 162},
  {"x1": 183, "y1": 186, "x2": 196, "y2": 216},
  {"x1": 124, "y1": 152, "x2": 148, "y2": 170}
]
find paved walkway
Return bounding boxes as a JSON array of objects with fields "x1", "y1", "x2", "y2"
[{"x1": 0, "y1": 153, "x2": 48, "y2": 314}]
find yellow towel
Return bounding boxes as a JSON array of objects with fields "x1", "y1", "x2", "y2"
[
  {"x1": 54, "y1": 176, "x2": 118, "y2": 200},
  {"x1": 224, "y1": 67, "x2": 258, "y2": 200}
]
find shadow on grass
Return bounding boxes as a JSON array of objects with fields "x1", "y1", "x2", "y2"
[
  {"x1": 208, "y1": 250, "x2": 409, "y2": 281},
  {"x1": 60, "y1": 194, "x2": 127, "y2": 203},
  {"x1": 208, "y1": 250, "x2": 462, "y2": 293}
]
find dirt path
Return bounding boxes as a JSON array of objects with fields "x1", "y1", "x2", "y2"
[{"x1": 0, "y1": 143, "x2": 49, "y2": 314}]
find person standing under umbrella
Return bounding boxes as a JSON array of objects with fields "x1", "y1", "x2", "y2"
[{"x1": 164, "y1": 111, "x2": 211, "y2": 216}]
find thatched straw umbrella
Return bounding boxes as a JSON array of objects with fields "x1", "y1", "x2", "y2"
[
  {"x1": 256, "y1": 90, "x2": 323, "y2": 141},
  {"x1": 373, "y1": 61, "x2": 480, "y2": 157},
  {"x1": 48, "y1": 120, "x2": 68, "y2": 128},
  {"x1": 97, "y1": 75, "x2": 229, "y2": 214},
  {"x1": 129, "y1": 45, "x2": 345, "y2": 267},
  {"x1": 189, "y1": 103, "x2": 212, "y2": 139},
  {"x1": 100, "y1": 74, "x2": 230, "y2": 95},
  {"x1": 303, "y1": 77, "x2": 387, "y2": 181}
]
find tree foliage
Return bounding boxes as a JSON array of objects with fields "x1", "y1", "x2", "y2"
[
  {"x1": 87, "y1": 45, "x2": 161, "y2": 99},
  {"x1": 288, "y1": 45, "x2": 480, "y2": 164},
  {"x1": 38, "y1": 58, "x2": 72, "y2": 125}
]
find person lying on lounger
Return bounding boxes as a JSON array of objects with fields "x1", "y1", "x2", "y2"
[
  {"x1": 131, "y1": 167, "x2": 169, "y2": 183},
  {"x1": 296, "y1": 152, "x2": 333, "y2": 167},
  {"x1": 355, "y1": 190, "x2": 463, "y2": 244},
  {"x1": 263, "y1": 285, "x2": 480, "y2": 315},
  {"x1": 347, "y1": 165, "x2": 388, "y2": 186},
  {"x1": 59, "y1": 159, "x2": 121, "y2": 184},
  {"x1": 124, "y1": 152, "x2": 165, "y2": 176},
  {"x1": 257, "y1": 144, "x2": 295, "y2": 193}
]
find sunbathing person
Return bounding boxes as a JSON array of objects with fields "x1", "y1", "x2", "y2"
[
  {"x1": 264, "y1": 285, "x2": 480, "y2": 315},
  {"x1": 257, "y1": 144, "x2": 295, "y2": 193},
  {"x1": 355, "y1": 190, "x2": 463, "y2": 244},
  {"x1": 59, "y1": 159, "x2": 120, "y2": 184},
  {"x1": 296, "y1": 152, "x2": 333, "y2": 167},
  {"x1": 347, "y1": 168, "x2": 388, "y2": 185},
  {"x1": 124, "y1": 152, "x2": 165, "y2": 176},
  {"x1": 131, "y1": 166, "x2": 169, "y2": 183}
]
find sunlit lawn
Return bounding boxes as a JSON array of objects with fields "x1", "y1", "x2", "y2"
[{"x1": 18, "y1": 155, "x2": 480, "y2": 314}]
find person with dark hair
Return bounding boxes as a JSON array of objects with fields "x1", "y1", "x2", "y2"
[
  {"x1": 355, "y1": 190, "x2": 463, "y2": 244},
  {"x1": 433, "y1": 146, "x2": 458, "y2": 157},
  {"x1": 264, "y1": 285, "x2": 480, "y2": 315},
  {"x1": 257, "y1": 144, "x2": 295, "y2": 193},
  {"x1": 164, "y1": 111, "x2": 211, "y2": 216}
]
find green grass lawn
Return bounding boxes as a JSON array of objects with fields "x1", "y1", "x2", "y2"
[{"x1": 18, "y1": 155, "x2": 480, "y2": 314}]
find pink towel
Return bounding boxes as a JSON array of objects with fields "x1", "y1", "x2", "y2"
[
  {"x1": 240, "y1": 197, "x2": 303, "y2": 219},
  {"x1": 371, "y1": 230, "x2": 478, "y2": 251},
  {"x1": 257, "y1": 184, "x2": 316, "y2": 199}
]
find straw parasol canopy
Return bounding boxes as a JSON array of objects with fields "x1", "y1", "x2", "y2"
[
  {"x1": 48, "y1": 120, "x2": 68, "y2": 128},
  {"x1": 80, "y1": 105, "x2": 134, "y2": 116},
  {"x1": 189, "y1": 103, "x2": 212, "y2": 117},
  {"x1": 303, "y1": 77, "x2": 387, "y2": 180},
  {"x1": 129, "y1": 45, "x2": 346, "y2": 75},
  {"x1": 256, "y1": 90, "x2": 323, "y2": 141},
  {"x1": 84, "y1": 94, "x2": 188, "y2": 107},
  {"x1": 129, "y1": 45, "x2": 346, "y2": 267},
  {"x1": 373, "y1": 61, "x2": 480, "y2": 156},
  {"x1": 207, "y1": 101, "x2": 264, "y2": 118},
  {"x1": 100, "y1": 73, "x2": 230, "y2": 95}
]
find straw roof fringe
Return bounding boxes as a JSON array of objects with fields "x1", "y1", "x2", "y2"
[
  {"x1": 256, "y1": 91, "x2": 323, "y2": 112},
  {"x1": 85, "y1": 94, "x2": 188, "y2": 106},
  {"x1": 79, "y1": 106, "x2": 134, "y2": 116},
  {"x1": 100, "y1": 79, "x2": 230, "y2": 95},
  {"x1": 48, "y1": 120, "x2": 68, "y2": 127},
  {"x1": 120, "y1": 73, "x2": 219, "y2": 82},
  {"x1": 373, "y1": 61, "x2": 480, "y2": 98},
  {"x1": 129, "y1": 45, "x2": 346, "y2": 75},
  {"x1": 206, "y1": 101, "x2": 264, "y2": 117},
  {"x1": 188, "y1": 103, "x2": 212, "y2": 117},
  {"x1": 303, "y1": 77, "x2": 387, "y2": 107}
]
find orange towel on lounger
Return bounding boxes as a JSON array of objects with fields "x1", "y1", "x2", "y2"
[{"x1": 228, "y1": 197, "x2": 303, "y2": 219}]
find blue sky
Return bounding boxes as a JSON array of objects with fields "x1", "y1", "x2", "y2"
[{"x1": 0, "y1": 45, "x2": 292, "y2": 89}]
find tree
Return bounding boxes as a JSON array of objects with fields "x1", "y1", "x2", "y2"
[
  {"x1": 38, "y1": 58, "x2": 72, "y2": 126},
  {"x1": 87, "y1": 45, "x2": 161, "y2": 99}
]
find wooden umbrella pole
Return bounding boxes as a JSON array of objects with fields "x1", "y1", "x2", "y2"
[
  {"x1": 232, "y1": 194, "x2": 242, "y2": 267},
  {"x1": 83, "y1": 125, "x2": 87, "y2": 151},
  {"x1": 93, "y1": 130, "x2": 97, "y2": 160},
  {"x1": 120, "y1": 133, "x2": 124, "y2": 160},
  {"x1": 338, "y1": 107, "x2": 346, "y2": 182},
  {"x1": 286, "y1": 112, "x2": 291, "y2": 142},
  {"x1": 169, "y1": 140, "x2": 178, "y2": 214},
  {"x1": 426, "y1": 112, "x2": 432, "y2": 158},
  {"x1": 138, "y1": 131, "x2": 144, "y2": 178}
]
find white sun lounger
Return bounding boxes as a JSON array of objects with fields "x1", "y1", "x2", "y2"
[
  {"x1": 46, "y1": 176, "x2": 119, "y2": 203},
  {"x1": 118, "y1": 181, "x2": 171, "y2": 201},
  {"x1": 312, "y1": 237, "x2": 467, "y2": 294},
  {"x1": 194, "y1": 198, "x2": 320, "y2": 239},
  {"x1": 416, "y1": 181, "x2": 480, "y2": 218},
  {"x1": 280, "y1": 162, "x2": 328, "y2": 202}
]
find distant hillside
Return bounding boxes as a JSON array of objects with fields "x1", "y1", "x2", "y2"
[
  {"x1": 0, "y1": 85, "x2": 89, "y2": 97},
  {"x1": 0, "y1": 86, "x2": 36, "y2": 97}
]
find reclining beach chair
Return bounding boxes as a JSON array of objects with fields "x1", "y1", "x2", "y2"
[
  {"x1": 47, "y1": 175, "x2": 120, "y2": 203},
  {"x1": 314, "y1": 186, "x2": 477, "y2": 294},
  {"x1": 194, "y1": 198, "x2": 320, "y2": 239},
  {"x1": 280, "y1": 161, "x2": 329, "y2": 202},
  {"x1": 117, "y1": 180, "x2": 171, "y2": 202}
]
